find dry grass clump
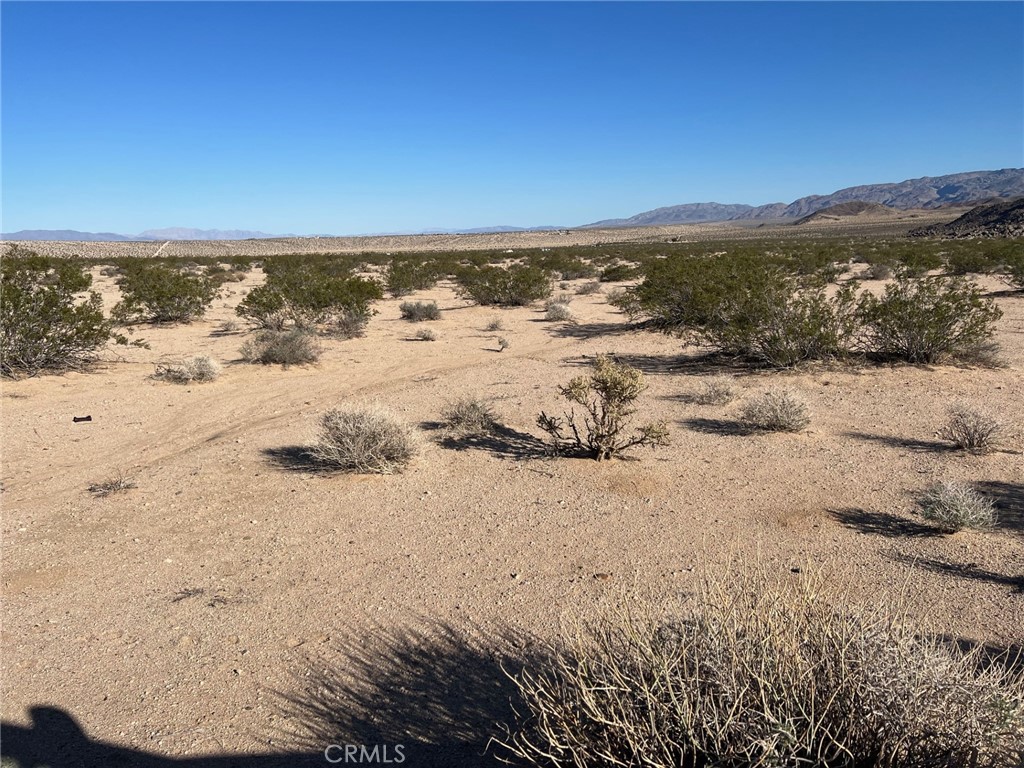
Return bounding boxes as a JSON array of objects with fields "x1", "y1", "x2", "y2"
[
  {"x1": 413, "y1": 327, "x2": 438, "y2": 341},
  {"x1": 575, "y1": 280, "x2": 602, "y2": 295},
  {"x1": 502, "y1": 571, "x2": 1024, "y2": 768},
  {"x1": 308, "y1": 406, "x2": 418, "y2": 474},
  {"x1": 690, "y1": 375, "x2": 736, "y2": 405},
  {"x1": 88, "y1": 472, "x2": 137, "y2": 498},
  {"x1": 740, "y1": 389, "x2": 810, "y2": 432},
  {"x1": 938, "y1": 404, "x2": 1004, "y2": 454},
  {"x1": 486, "y1": 317, "x2": 505, "y2": 332},
  {"x1": 440, "y1": 396, "x2": 498, "y2": 436},
  {"x1": 241, "y1": 329, "x2": 321, "y2": 366},
  {"x1": 918, "y1": 480, "x2": 998, "y2": 532},
  {"x1": 215, "y1": 318, "x2": 241, "y2": 334},
  {"x1": 152, "y1": 355, "x2": 221, "y2": 384},
  {"x1": 544, "y1": 303, "x2": 574, "y2": 322},
  {"x1": 399, "y1": 300, "x2": 441, "y2": 322}
]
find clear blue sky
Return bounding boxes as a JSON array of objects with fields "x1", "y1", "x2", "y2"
[{"x1": 2, "y1": 1, "x2": 1022, "y2": 234}]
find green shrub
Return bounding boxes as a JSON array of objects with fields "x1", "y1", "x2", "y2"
[
  {"x1": 385, "y1": 258, "x2": 443, "y2": 297},
  {"x1": 237, "y1": 261, "x2": 382, "y2": 330},
  {"x1": 308, "y1": 406, "x2": 418, "y2": 474},
  {"x1": 599, "y1": 262, "x2": 640, "y2": 282},
  {"x1": 529, "y1": 252, "x2": 596, "y2": 280},
  {"x1": 399, "y1": 301, "x2": 441, "y2": 322},
  {"x1": 537, "y1": 355, "x2": 669, "y2": 460},
  {"x1": 1002, "y1": 252, "x2": 1024, "y2": 291},
  {"x1": 455, "y1": 264, "x2": 552, "y2": 306},
  {"x1": 241, "y1": 328, "x2": 321, "y2": 366},
  {"x1": 113, "y1": 263, "x2": 217, "y2": 323},
  {"x1": 440, "y1": 396, "x2": 498, "y2": 435},
  {"x1": 918, "y1": 481, "x2": 997, "y2": 532},
  {"x1": 502, "y1": 571, "x2": 1024, "y2": 767},
  {"x1": 946, "y1": 250, "x2": 997, "y2": 276},
  {"x1": 857, "y1": 276, "x2": 1002, "y2": 364},
  {"x1": 1, "y1": 252, "x2": 135, "y2": 377},
  {"x1": 895, "y1": 249, "x2": 944, "y2": 277}
]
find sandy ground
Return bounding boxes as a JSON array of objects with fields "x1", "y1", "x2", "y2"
[
  {"x1": 2, "y1": 262, "x2": 1022, "y2": 766},
  {"x1": 5, "y1": 208, "x2": 958, "y2": 260}
]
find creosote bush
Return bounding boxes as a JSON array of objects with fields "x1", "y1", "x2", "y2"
[
  {"x1": 440, "y1": 396, "x2": 498, "y2": 436},
  {"x1": 537, "y1": 355, "x2": 669, "y2": 460},
  {"x1": 399, "y1": 301, "x2": 441, "y2": 322},
  {"x1": 455, "y1": 264, "x2": 552, "y2": 306},
  {"x1": 1, "y1": 251, "x2": 138, "y2": 377},
  {"x1": 152, "y1": 355, "x2": 220, "y2": 384},
  {"x1": 502, "y1": 570, "x2": 1024, "y2": 768},
  {"x1": 240, "y1": 329, "x2": 321, "y2": 366},
  {"x1": 740, "y1": 389, "x2": 811, "y2": 432},
  {"x1": 918, "y1": 481, "x2": 997, "y2": 532},
  {"x1": 937, "y1": 404, "x2": 1004, "y2": 454},
  {"x1": 113, "y1": 263, "x2": 218, "y2": 324},
  {"x1": 308, "y1": 406, "x2": 417, "y2": 474}
]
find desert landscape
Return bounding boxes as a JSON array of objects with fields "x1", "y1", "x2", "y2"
[{"x1": 2, "y1": 212, "x2": 1023, "y2": 766}]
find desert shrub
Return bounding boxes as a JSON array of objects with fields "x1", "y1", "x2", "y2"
[
  {"x1": 440, "y1": 396, "x2": 498, "y2": 435},
  {"x1": 325, "y1": 310, "x2": 369, "y2": 339},
  {"x1": 1002, "y1": 253, "x2": 1024, "y2": 291},
  {"x1": 740, "y1": 389, "x2": 810, "y2": 432},
  {"x1": 113, "y1": 263, "x2": 217, "y2": 323},
  {"x1": 530, "y1": 252, "x2": 596, "y2": 280},
  {"x1": 486, "y1": 317, "x2": 505, "y2": 332},
  {"x1": 544, "y1": 303, "x2": 574, "y2": 322},
  {"x1": 599, "y1": 262, "x2": 639, "y2": 282},
  {"x1": 862, "y1": 262, "x2": 893, "y2": 280},
  {"x1": 502, "y1": 571, "x2": 1024, "y2": 768},
  {"x1": 1, "y1": 253, "x2": 136, "y2": 377},
  {"x1": 385, "y1": 258, "x2": 443, "y2": 297},
  {"x1": 215, "y1": 319, "x2": 241, "y2": 334},
  {"x1": 575, "y1": 280, "x2": 602, "y2": 295},
  {"x1": 857, "y1": 276, "x2": 1002, "y2": 364},
  {"x1": 937, "y1": 404, "x2": 1004, "y2": 454},
  {"x1": 399, "y1": 301, "x2": 441, "y2": 322},
  {"x1": 240, "y1": 329, "x2": 321, "y2": 366},
  {"x1": 455, "y1": 264, "x2": 552, "y2": 306},
  {"x1": 152, "y1": 355, "x2": 220, "y2": 384},
  {"x1": 205, "y1": 264, "x2": 246, "y2": 285},
  {"x1": 413, "y1": 327, "x2": 438, "y2": 341},
  {"x1": 237, "y1": 261, "x2": 382, "y2": 331},
  {"x1": 88, "y1": 471, "x2": 137, "y2": 498},
  {"x1": 690, "y1": 375, "x2": 736, "y2": 405},
  {"x1": 537, "y1": 355, "x2": 669, "y2": 460},
  {"x1": 917, "y1": 481, "x2": 997, "y2": 532},
  {"x1": 895, "y1": 249, "x2": 944, "y2": 277},
  {"x1": 497, "y1": 337, "x2": 511, "y2": 352},
  {"x1": 946, "y1": 250, "x2": 998, "y2": 276},
  {"x1": 308, "y1": 406, "x2": 417, "y2": 473}
]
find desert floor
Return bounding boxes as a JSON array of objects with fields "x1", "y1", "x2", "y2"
[{"x1": 2, "y1": 260, "x2": 1022, "y2": 766}]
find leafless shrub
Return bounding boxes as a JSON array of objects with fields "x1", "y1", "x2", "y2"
[
  {"x1": 739, "y1": 389, "x2": 810, "y2": 432},
  {"x1": 440, "y1": 396, "x2": 498, "y2": 436},
  {"x1": 325, "y1": 310, "x2": 369, "y2": 339},
  {"x1": 938, "y1": 404, "x2": 1003, "y2": 454},
  {"x1": 308, "y1": 406, "x2": 418, "y2": 474},
  {"x1": 575, "y1": 281, "x2": 602, "y2": 295},
  {"x1": 241, "y1": 329, "x2": 321, "y2": 366},
  {"x1": 152, "y1": 355, "x2": 221, "y2": 384},
  {"x1": 690, "y1": 375, "x2": 736, "y2": 405},
  {"x1": 413, "y1": 327, "x2": 438, "y2": 341},
  {"x1": 501, "y1": 570, "x2": 1024, "y2": 768},
  {"x1": 917, "y1": 480, "x2": 998, "y2": 532},
  {"x1": 544, "y1": 303, "x2": 574, "y2": 322},
  {"x1": 216, "y1": 318, "x2": 241, "y2": 334},
  {"x1": 88, "y1": 471, "x2": 137, "y2": 498},
  {"x1": 486, "y1": 317, "x2": 505, "y2": 332}
]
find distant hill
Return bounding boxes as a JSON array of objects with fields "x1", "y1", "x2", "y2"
[
  {"x1": 908, "y1": 198, "x2": 1024, "y2": 239},
  {"x1": 0, "y1": 229, "x2": 151, "y2": 242},
  {"x1": 137, "y1": 228, "x2": 279, "y2": 240},
  {"x1": 2, "y1": 227, "x2": 283, "y2": 241},
  {"x1": 591, "y1": 169, "x2": 1024, "y2": 227},
  {"x1": 794, "y1": 201, "x2": 899, "y2": 225}
]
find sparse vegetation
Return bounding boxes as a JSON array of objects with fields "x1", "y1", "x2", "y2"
[
  {"x1": 544, "y1": 302, "x2": 574, "y2": 322},
  {"x1": 486, "y1": 317, "x2": 505, "y2": 332},
  {"x1": 413, "y1": 327, "x2": 438, "y2": 341},
  {"x1": 399, "y1": 301, "x2": 441, "y2": 322},
  {"x1": 113, "y1": 263, "x2": 218, "y2": 324},
  {"x1": 690, "y1": 375, "x2": 736, "y2": 405},
  {"x1": 152, "y1": 355, "x2": 221, "y2": 384},
  {"x1": 215, "y1": 318, "x2": 241, "y2": 334},
  {"x1": 88, "y1": 472, "x2": 137, "y2": 498},
  {"x1": 308, "y1": 406, "x2": 418, "y2": 474},
  {"x1": 740, "y1": 389, "x2": 811, "y2": 432},
  {"x1": 537, "y1": 355, "x2": 669, "y2": 460},
  {"x1": 937, "y1": 404, "x2": 1004, "y2": 454},
  {"x1": 862, "y1": 261, "x2": 893, "y2": 280},
  {"x1": 440, "y1": 396, "x2": 498, "y2": 435},
  {"x1": 502, "y1": 570, "x2": 1024, "y2": 768},
  {"x1": 575, "y1": 280, "x2": 602, "y2": 295},
  {"x1": 918, "y1": 481, "x2": 998, "y2": 532},
  {"x1": 240, "y1": 328, "x2": 321, "y2": 366}
]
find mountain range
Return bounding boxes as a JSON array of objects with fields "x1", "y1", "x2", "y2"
[{"x1": 4, "y1": 168, "x2": 1022, "y2": 241}]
